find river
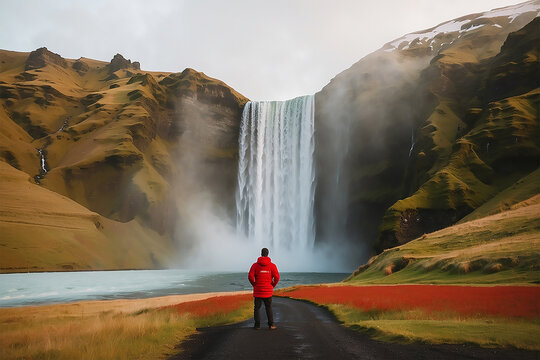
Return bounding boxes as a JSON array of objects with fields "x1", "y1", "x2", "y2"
[{"x1": 0, "y1": 269, "x2": 348, "y2": 307}]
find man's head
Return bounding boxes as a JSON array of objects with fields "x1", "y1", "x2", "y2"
[{"x1": 261, "y1": 248, "x2": 269, "y2": 257}]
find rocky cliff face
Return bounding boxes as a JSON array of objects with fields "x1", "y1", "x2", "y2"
[
  {"x1": 315, "y1": 1, "x2": 539, "y2": 256},
  {"x1": 0, "y1": 47, "x2": 247, "y2": 271}
]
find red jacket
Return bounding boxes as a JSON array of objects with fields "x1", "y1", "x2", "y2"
[{"x1": 248, "y1": 256, "x2": 280, "y2": 298}]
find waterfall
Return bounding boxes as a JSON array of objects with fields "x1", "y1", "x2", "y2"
[
  {"x1": 34, "y1": 148, "x2": 48, "y2": 184},
  {"x1": 408, "y1": 128, "x2": 415, "y2": 157},
  {"x1": 236, "y1": 95, "x2": 316, "y2": 255}
]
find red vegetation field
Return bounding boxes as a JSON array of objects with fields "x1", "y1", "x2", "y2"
[
  {"x1": 167, "y1": 294, "x2": 252, "y2": 317},
  {"x1": 282, "y1": 285, "x2": 540, "y2": 318}
]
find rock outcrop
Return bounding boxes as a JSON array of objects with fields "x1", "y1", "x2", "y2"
[
  {"x1": 72, "y1": 59, "x2": 89, "y2": 74},
  {"x1": 108, "y1": 53, "x2": 141, "y2": 73},
  {"x1": 24, "y1": 47, "x2": 67, "y2": 70}
]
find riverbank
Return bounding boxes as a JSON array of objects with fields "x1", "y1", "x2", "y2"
[{"x1": 0, "y1": 290, "x2": 250, "y2": 317}]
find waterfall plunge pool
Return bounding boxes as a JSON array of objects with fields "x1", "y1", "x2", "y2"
[{"x1": 0, "y1": 269, "x2": 349, "y2": 308}]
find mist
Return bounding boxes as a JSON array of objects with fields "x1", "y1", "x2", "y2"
[
  {"x1": 171, "y1": 165, "x2": 359, "y2": 272},
  {"x1": 169, "y1": 92, "x2": 363, "y2": 273},
  {"x1": 313, "y1": 47, "x2": 434, "y2": 267}
]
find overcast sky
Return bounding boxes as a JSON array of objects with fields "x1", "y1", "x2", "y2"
[{"x1": 1, "y1": 0, "x2": 527, "y2": 100}]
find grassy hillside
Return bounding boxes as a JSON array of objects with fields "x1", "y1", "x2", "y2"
[
  {"x1": 347, "y1": 192, "x2": 540, "y2": 284},
  {"x1": 0, "y1": 48, "x2": 248, "y2": 272},
  {"x1": 0, "y1": 161, "x2": 174, "y2": 272},
  {"x1": 460, "y1": 167, "x2": 540, "y2": 222}
]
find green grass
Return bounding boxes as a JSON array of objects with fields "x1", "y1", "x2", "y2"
[
  {"x1": 375, "y1": 89, "x2": 539, "y2": 250},
  {"x1": 349, "y1": 196, "x2": 540, "y2": 285},
  {"x1": 327, "y1": 304, "x2": 540, "y2": 350},
  {"x1": 348, "y1": 265, "x2": 539, "y2": 285},
  {"x1": 461, "y1": 168, "x2": 540, "y2": 222}
]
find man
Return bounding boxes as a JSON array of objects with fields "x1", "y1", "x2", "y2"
[{"x1": 248, "y1": 247, "x2": 280, "y2": 330}]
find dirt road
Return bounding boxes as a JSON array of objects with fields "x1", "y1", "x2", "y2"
[{"x1": 170, "y1": 297, "x2": 539, "y2": 359}]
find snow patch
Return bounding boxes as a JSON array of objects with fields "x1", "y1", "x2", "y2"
[
  {"x1": 460, "y1": 24, "x2": 486, "y2": 33},
  {"x1": 480, "y1": 1, "x2": 540, "y2": 22},
  {"x1": 389, "y1": 19, "x2": 469, "y2": 50},
  {"x1": 384, "y1": 1, "x2": 539, "y2": 51}
]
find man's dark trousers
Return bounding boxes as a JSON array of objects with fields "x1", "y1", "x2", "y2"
[{"x1": 254, "y1": 297, "x2": 273, "y2": 327}]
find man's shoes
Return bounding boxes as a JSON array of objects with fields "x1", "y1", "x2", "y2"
[
  {"x1": 253, "y1": 326, "x2": 260, "y2": 330},
  {"x1": 269, "y1": 325, "x2": 277, "y2": 330}
]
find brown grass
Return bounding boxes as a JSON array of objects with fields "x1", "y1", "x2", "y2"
[
  {"x1": 0, "y1": 291, "x2": 251, "y2": 360},
  {"x1": 384, "y1": 264, "x2": 395, "y2": 275},
  {"x1": 1, "y1": 309, "x2": 189, "y2": 359},
  {"x1": 458, "y1": 262, "x2": 470, "y2": 274},
  {"x1": 0, "y1": 161, "x2": 173, "y2": 273}
]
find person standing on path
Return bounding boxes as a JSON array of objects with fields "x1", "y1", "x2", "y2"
[{"x1": 248, "y1": 247, "x2": 280, "y2": 330}]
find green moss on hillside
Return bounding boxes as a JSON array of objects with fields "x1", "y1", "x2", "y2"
[
  {"x1": 349, "y1": 196, "x2": 540, "y2": 284},
  {"x1": 374, "y1": 22, "x2": 539, "y2": 252},
  {"x1": 461, "y1": 168, "x2": 540, "y2": 222}
]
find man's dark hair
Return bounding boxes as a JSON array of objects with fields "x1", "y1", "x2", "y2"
[{"x1": 261, "y1": 248, "x2": 269, "y2": 257}]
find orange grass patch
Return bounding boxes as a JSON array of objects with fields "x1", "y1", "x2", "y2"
[
  {"x1": 282, "y1": 285, "x2": 540, "y2": 318},
  {"x1": 166, "y1": 294, "x2": 252, "y2": 317}
]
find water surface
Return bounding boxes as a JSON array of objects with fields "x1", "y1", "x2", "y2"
[{"x1": 0, "y1": 270, "x2": 348, "y2": 307}]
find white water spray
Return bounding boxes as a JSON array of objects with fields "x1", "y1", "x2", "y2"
[{"x1": 236, "y1": 95, "x2": 316, "y2": 259}]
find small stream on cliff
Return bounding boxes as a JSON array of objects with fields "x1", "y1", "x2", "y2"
[
  {"x1": 0, "y1": 270, "x2": 348, "y2": 307},
  {"x1": 33, "y1": 148, "x2": 48, "y2": 184},
  {"x1": 34, "y1": 117, "x2": 69, "y2": 184}
]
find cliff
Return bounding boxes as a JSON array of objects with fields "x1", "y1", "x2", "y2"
[
  {"x1": 0, "y1": 48, "x2": 248, "y2": 272},
  {"x1": 315, "y1": 2, "x2": 539, "y2": 257}
]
